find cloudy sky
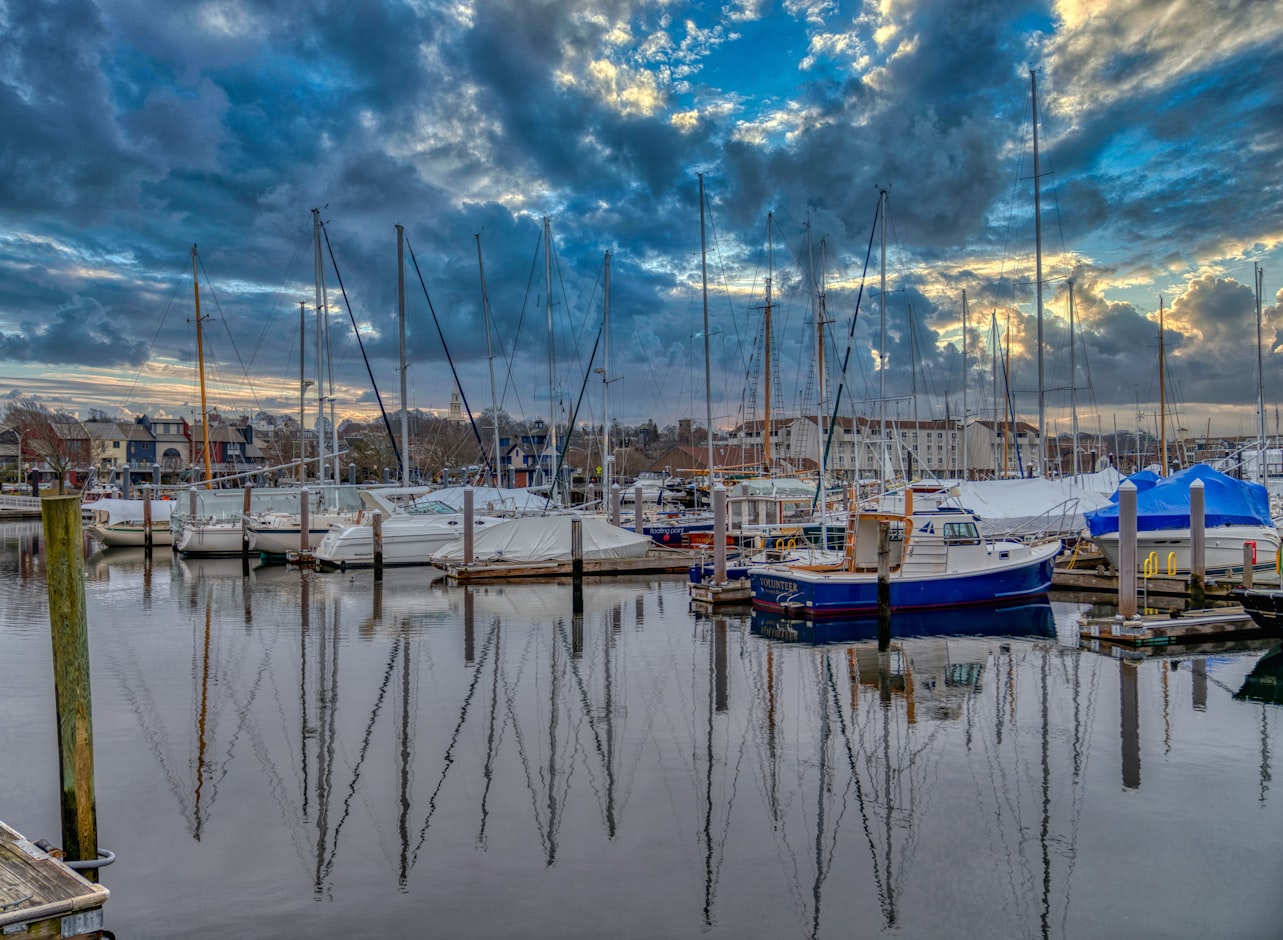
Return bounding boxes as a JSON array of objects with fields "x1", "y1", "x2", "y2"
[{"x1": 1, "y1": 0, "x2": 1280, "y2": 444}]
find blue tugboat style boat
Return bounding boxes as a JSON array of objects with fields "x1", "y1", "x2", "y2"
[{"x1": 748, "y1": 489, "x2": 1061, "y2": 618}]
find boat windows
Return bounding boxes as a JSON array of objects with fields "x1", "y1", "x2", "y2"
[{"x1": 943, "y1": 521, "x2": 981, "y2": 545}]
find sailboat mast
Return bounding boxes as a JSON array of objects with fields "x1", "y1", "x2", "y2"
[
  {"x1": 961, "y1": 289, "x2": 968, "y2": 480},
  {"x1": 298, "y1": 301, "x2": 306, "y2": 483},
  {"x1": 475, "y1": 234, "x2": 502, "y2": 487},
  {"x1": 878, "y1": 188, "x2": 888, "y2": 480},
  {"x1": 1256, "y1": 263, "x2": 1267, "y2": 483},
  {"x1": 312, "y1": 209, "x2": 327, "y2": 479},
  {"x1": 396, "y1": 224, "x2": 409, "y2": 486},
  {"x1": 699, "y1": 174, "x2": 715, "y2": 492},
  {"x1": 1159, "y1": 296, "x2": 1168, "y2": 476},
  {"x1": 543, "y1": 216, "x2": 558, "y2": 493},
  {"x1": 1031, "y1": 69, "x2": 1046, "y2": 477},
  {"x1": 602, "y1": 250, "x2": 612, "y2": 496},
  {"x1": 191, "y1": 244, "x2": 212, "y2": 488},
  {"x1": 764, "y1": 212, "x2": 774, "y2": 472},
  {"x1": 1069, "y1": 281, "x2": 1079, "y2": 476}
]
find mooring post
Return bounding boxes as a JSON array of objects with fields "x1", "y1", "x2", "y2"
[
  {"x1": 152, "y1": 463, "x2": 160, "y2": 487},
  {"x1": 877, "y1": 520, "x2": 891, "y2": 651},
  {"x1": 633, "y1": 484, "x2": 644, "y2": 532},
  {"x1": 462, "y1": 487, "x2": 475, "y2": 566},
  {"x1": 299, "y1": 487, "x2": 310, "y2": 556},
  {"x1": 610, "y1": 483, "x2": 621, "y2": 527},
  {"x1": 585, "y1": 481, "x2": 595, "y2": 510},
  {"x1": 142, "y1": 486, "x2": 153, "y2": 556},
  {"x1": 1242, "y1": 543, "x2": 1254, "y2": 589},
  {"x1": 1189, "y1": 479, "x2": 1205, "y2": 607},
  {"x1": 41, "y1": 496, "x2": 99, "y2": 880},
  {"x1": 372, "y1": 510, "x2": 383, "y2": 581},
  {"x1": 1118, "y1": 479, "x2": 1138, "y2": 619},
  {"x1": 241, "y1": 483, "x2": 253, "y2": 576},
  {"x1": 571, "y1": 515, "x2": 584, "y2": 614},
  {"x1": 121, "y1": 470, "x2": 130, "y2": 499},
  {"x1": 713, "y1": 483, "x2": 727, "y2": 584}
]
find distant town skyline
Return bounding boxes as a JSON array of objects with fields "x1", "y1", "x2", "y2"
[{"x1": 1, "y1": 1, "x2": 1280, "y2": 440}]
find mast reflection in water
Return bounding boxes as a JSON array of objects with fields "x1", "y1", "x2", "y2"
[{"x1": 0, "y1": 523, "x2": 1278, "y2": 939}]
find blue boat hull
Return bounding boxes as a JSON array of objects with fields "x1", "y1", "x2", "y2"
[
  {"x1": 748, "y1": 549, "x2": 1057, "y2": 619},
  {"x1": 750, "y1": 598, "x2": 1056, "y2": 644}
]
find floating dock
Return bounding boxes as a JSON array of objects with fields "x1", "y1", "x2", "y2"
[
  {"x1": 0, "y1": 820, "x2": 108, "y2": 939},
  {"x1": 1052, "y1": 565, "x2": 1243, "y2": 598},
  {"x1": 444, "y1": 549, "x2": 698, "y2": 583},
  {"x1": 1078, "y1": 606, "x2": 1265, "y2": 647},
  {"x1": 689, "y1": 577, "x2": 752, "y2": 606}
]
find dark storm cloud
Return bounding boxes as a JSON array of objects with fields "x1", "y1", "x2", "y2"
[{"x1": 0, "y1": 297, "x2": 148, "y2": 366}]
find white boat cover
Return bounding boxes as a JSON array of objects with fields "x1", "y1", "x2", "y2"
[
  {"x1": 88, "y1": 497, "x2": 175, "y2": 525},
  {"x1": 426, "y1": 486, "x2": 554, "y2": 515},
  {"x1": 951, "y1": 478, "x2": 1112, "y2": 539},
  {"x1": 431, "y1": 514, "x2": 652, "y2": 564}
]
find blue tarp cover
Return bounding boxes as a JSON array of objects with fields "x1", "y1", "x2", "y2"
[
  {"x1": 1085, "y1": 463, "x2": 1273, "y2": 537},
  {"x1": 1107, "y1": 469, "x2": 1161, "y2": 502}
]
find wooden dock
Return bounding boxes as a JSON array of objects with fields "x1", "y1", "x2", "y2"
[
  {"x1": 444, "y1": 549, "x2": 698, "y2": 583},
  {"x1": 0, "y1": 820, "x2": 108, "y2": 939},
  {"x1": 689, "y1": 577, "x2": 752, "y2": 606},
  {"x1": 1078, "y1": 606, "x2": 1265, "y2": 647},
  {"x1": 1053, "y1": 565, "x2": 1243, "y2": 599}
]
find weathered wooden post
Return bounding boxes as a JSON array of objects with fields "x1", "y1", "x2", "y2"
[
  {"x1": 1242, "y1": 542, "x2": 1254, "y2": 589},
  {"x1": 152, "y1": 463, "x2": 160, "y2": 487},
  {"x1": 610, "y1": 483, "x2": 621, "y2": 527},
  {"x1": 121, "y1": 469, "x2": 130, "y2": 499},
  {"x1": 372, "y1": 510, "x2": 383, "y2": 581},
  {"x1": 1189, "y1": 478, "x2": 1205, "y2": 607},
  {"x1": 633, "y1": 483, "x2": 644, "y2": 532},
  {"x1": 299, "y1": 487, "x2": 310, "y2": 556},
  {"x1": 571, "y1": 515, "x2": 584, "y2": 614},
  {"x1": 142, "y1": 486, "x2": 153, "y2": 556},
  {"x1": 877, "y1": 520, "x2": 891, "y2": 651},
  {"x1": 241, "y1": 482, "x2": 253, "y2": 576},
  {"x1": 462, "y1": 487, "x2": 474, "y2": 566},
  {"x1": 1118, "y1": 480, "x2": 1138, "y2": 619},
  {"x1": 712, "y1": 483, "x2": 727, "y2": 584},
  {"x1": 41, "y1": 496, "x2": 99, "y2": 880}
]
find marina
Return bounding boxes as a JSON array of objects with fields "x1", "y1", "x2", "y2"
[{"x1": 2, "y1": 520, "x2": 1280, "y2": 938}]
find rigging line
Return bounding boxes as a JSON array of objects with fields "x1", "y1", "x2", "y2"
[
  {"x1": 495, "y1": 227, "x2": 544, "y2": 422},
  {"x1": 116, "y1": 255, "x2": 189, "y2": 413},
  {"x1": 319, "y1": 221, "x2": 402, "y2": 470},
  {"x1": 817, "y1": 197, "x2": 880, "y2": 501},
  {"x1": 405, "y1": 238, "x2": 497, "y2": 482},
  {"x1": 547, "y1": 321, "x2": 605, "y2": 506},
  {"x1": 195, "y1": 254, "x2": 269, "y2": 420}
]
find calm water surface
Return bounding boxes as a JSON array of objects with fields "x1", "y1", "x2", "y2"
[{"x1": 1, "y1": 521, "x2": 1280, "y2": 939}]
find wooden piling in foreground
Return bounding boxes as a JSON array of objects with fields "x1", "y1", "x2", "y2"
[
  {"x1": 1118, "y1": 480, "x2": 1138, "y2": 619},
  {"x1": 40, "y1": 496, "x2": 98, "y2": 880},
  {"x1": 241, "y1": 483, "x2": 253, "y2": 576},
  {"x1": 299, "y1": 487, "x2": 310, "y2": 555},
  {"x1": 142, "y1": 487, "x2": 153, "y2": 556},
  {"x1": 463, "y1": 488, "x2": 475, "y2": 566},
  {"x1": 372, "y1": 510, "x2": 383, "y2": 580},
  {"x1": 571, "y1": 516, "x2": 584, "y2": 614},
  {"x1": 712, "y1": 484, "x2": 727, "y2": 584},
  {"x1": 877, "y1": 520, "x2": 891, "y2": 651}
]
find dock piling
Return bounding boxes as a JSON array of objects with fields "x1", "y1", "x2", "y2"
[
  {"x1": 712, "y1": 484, "x2": 726, "y2": 584},
  {"x1": 142, "y1": 487, "x2": 153, "y2": 556},
  {"x1": 463, "y1": 488, "x2": 474, "y2": 566},
  {"x1": 1189, "y1": 479, "x2": 1205, "y2": 607},
  {"x1": 372, "y1": 510, "x2": 383, "y2": 580},
  {"x1": 41, "y1": 496, "x2": 99, "y2": 881},
  {"x1": 634, "y1": 484, "x2": 644, "y2": 532},
  {"x1": 1242, "y1": 543, "x2": 1254, "y2": 589},
  {"x1": 241, "y1": 483, "x2": 252, "y2": 576},
  {"x1": 610, "y1": 483, "x2": 621, "y2": 527},
  {"x1": 1118, "y1": 480, "x2": 1138, "y2": 619},
  {"x1": 877, "y1": 520, "x2": 891, "y2": 651},
  {"x1": 299, "y1": 487, "x2": 310, "y2": 556}
]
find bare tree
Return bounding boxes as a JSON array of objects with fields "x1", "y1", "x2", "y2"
[{"x1": 2, "y1": 397, "x2": 87, "y2": 494}]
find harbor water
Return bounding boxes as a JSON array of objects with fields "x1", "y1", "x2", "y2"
[{"x1": 1, "y1": 520, "x2": 1280, "y2": 938}]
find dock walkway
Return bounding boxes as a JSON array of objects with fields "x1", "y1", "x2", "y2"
[{"x1": 0, "y1": 820, "x2": 108, "y2": 939}]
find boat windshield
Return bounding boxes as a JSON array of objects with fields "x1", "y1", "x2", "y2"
[{"x1": 406, "y1": 499, "x2": 456, "y2": 516}]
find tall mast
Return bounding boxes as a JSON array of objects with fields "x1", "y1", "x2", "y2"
[
  {"x1": 298, "y1": 301, "x2": 306, "y2": 482},
  {"x1": 763, "y1": 212, "x2": 774, "y2": 472},
  {"x1": 602, "y1": 250, "x2": 612, "y2": 496},
  {"x1": 1031, "y1": 69, "x2": 1046, "y2": 477},
  {"x1": 543, "y1": 216, "x2": 558, "y2": 493},
  {"x1": 1256, "y1": 263, "x2": 1267, "y2": 483},
  {"x1": 1069, "y1": 281, "x2": 1079, "y2": 476},
  {"x1": 961, "y1": 289, "x2": 968, "y2": 480},
  {"x1": 312, "y1": 209, "x2": 327, "y2": 479},
  {"x1": 878, "y1": 188, "x2": 888, "y2": 480},
  {"x1": 396, "y1": 224, "x2": 409, "y2": 486},
  {"x1": 1159, "y1": 296, "x2": 1167, "y2": 476},
  {"x1": 699, "y1": 174, "x2": 715, "y2": 492},
  {"x1": 476, "y1": 234, "x2": 502, "y2": 487},
  {"x1": 191, "y1": 244, "x2": 212, "y2": 488}
]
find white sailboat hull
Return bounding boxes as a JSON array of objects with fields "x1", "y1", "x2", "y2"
[{"x1": 1093, "y1": 524, "x2": 1280, "y2": 582}]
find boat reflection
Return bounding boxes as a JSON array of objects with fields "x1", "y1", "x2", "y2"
[
  {"x1": 750, "y1": 598, "x2": 1056, "y2": 644},
  {"x1": 1235, "y1": 644, "x2": 1283, "y2": 705}
]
